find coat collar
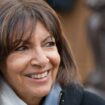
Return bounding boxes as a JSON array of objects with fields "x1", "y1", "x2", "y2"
[
  {"x1": 43, "y1": 83, "x2": 62, "y2": 105},
  {"x1": 60, "y1": 84, "x2": 83, "y2": 105},
  {"x1": 0, "y1": 77, "x2": 27, "y2": 105},
  {"x1": 0, "y1": 77, "x2": 62, "y2": 105}
]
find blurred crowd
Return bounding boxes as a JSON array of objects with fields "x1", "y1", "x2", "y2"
[{"x1": 84, "y1": 0, "x2": 105, "y2": 99}]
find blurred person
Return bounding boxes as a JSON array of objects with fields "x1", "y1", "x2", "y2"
[
  {"x1": 0, "y1": 0, "x2": 105, "y2": 105},
  {"x1": 85, "y1": 11, "x2": 105, "y2": 98},
  {"x1": 85, "y1": 0, "x2": 105, "y2": 10},
  {"x1": 85, "y1": 0, "x2": 105, "y2": 98}
]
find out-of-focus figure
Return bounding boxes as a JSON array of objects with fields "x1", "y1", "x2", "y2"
[
  {"x1": 85, "y1": 0, "x2": 105, "y2": 10},
  {"x1": 85, "y1": 0, "x2": 105, "y2": 99},
  {"x1": 45, "y1": 0, "x2": 76, "y2": 12}
]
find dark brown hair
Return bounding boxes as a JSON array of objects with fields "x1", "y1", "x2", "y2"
[{"x1": 0, "y1": 0, "x2": 80, "y2": 87}]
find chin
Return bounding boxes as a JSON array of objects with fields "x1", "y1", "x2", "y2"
[
  {"x1": 30, "y1": 84, "x2": 52, "y2": 98},
  {"x1": 39, "y1": 86, "x2": 52, "y2": 97}
]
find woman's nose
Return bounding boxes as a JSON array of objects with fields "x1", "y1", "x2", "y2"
[{"x1": 30, "y1": 48, "x2": 49, "y2": 68}]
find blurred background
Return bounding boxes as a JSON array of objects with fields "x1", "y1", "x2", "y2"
[{"x1": 46, "y1": 0, "x2": 105, "y2": 99}]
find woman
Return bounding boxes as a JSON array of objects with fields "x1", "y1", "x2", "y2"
[{"x1": 0, "y1": 0, "x2": 104, "y2": 105}]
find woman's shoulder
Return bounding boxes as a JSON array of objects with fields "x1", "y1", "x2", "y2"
[{"x1": 60, "y1": 83, "x2": 105, "y2": 105}]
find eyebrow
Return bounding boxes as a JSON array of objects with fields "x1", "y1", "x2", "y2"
[{"x1": 42, "y1": 35, "x2": 54, "y2": 43}]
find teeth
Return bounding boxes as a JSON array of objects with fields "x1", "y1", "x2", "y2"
[{"x1": 31, "y1": 71, "x2": 48, "y2": 79}]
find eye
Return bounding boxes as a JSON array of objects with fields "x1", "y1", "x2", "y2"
[
  {"x1": 15, "y1": 45, "x2": 29, "y2": 51},
  {"x1": 45, "y1": 41, "x2": 56, "y2": 47}
]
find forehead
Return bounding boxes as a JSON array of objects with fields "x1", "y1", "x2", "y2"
[
  {"x1": 31, "y1": 21, "x2": 50, "y2": 39},
  {"x1": 10, "y1": 19, "x2": 33, "y2": 43},
  {"x1": 13, "y1": 20, "x2": 52, "y2": 43},
  {"x1": 7, "y1": 8, "x2": 58, "y2": 47}
]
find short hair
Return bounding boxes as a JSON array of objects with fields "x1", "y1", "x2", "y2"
[{"x1": 0, "y1": 0, "x2": 80, "y2": 87}]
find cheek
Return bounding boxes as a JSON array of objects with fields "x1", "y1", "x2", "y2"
[
  {"x1": 47, "y1": 51, "x2": 61, "y2": 68},
  {"x1": 6, "y1": 53, "x2": 31, "y2": 73}
]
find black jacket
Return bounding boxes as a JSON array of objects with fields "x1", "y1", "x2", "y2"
[{"x1": 59, "y1": 84, "x2": 105, "y2": 105}]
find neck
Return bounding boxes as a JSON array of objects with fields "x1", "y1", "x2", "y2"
[{"x1": 24, "y1": 97, "x2": 42, "y2": 105}]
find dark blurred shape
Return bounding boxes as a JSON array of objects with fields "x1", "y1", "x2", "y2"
[
  {"x1": 84, "y1": 0, "x2": 105, "y2": 99},
  {"x1": 86, "y1": 12, "x2": 105, "y2": 89},
  {"x1": 85, "y1": 0, "x2": 105, "y2": 10},
  {"x1": 47, "y1": 0, "x2": 76, "y2": 12}
]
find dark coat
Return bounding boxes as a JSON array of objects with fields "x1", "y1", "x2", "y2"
[{"x1": 59, "y1": 84, "x2": 105, "y2": 105}]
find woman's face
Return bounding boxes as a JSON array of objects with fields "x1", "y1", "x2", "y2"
[{"x1": 1, "y1": 21, "x2": 61, "y2": 104}]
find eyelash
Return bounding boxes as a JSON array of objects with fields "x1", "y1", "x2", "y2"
[
  {"x1": 15, "y1": 46, "x2": 28, "y2": 51},
  {"x1": 14, "y1": 40, "x2": 56, "y2": 51},
  {"x1": 45, "y1": 41, "x2": 56, "y2": 47}
]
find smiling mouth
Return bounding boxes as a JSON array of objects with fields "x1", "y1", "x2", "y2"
[{"x1": 25, "y1": 71, "x2": 49, "y2": 79}]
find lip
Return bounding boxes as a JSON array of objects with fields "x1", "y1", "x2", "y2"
[
  {"x1": 24, "y1": 70, "x2": 50, "y2": 83},
  {"x1": 24, "y1": 65, "x2": 52, "y2": 76},
  {"x1": 25, "y1": 70, "x2": 50, "y2": 76}
]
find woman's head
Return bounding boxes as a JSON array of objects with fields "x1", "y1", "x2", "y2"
[{"x1": 0, "y1": 0, "x2": 78, "y2": 99}]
